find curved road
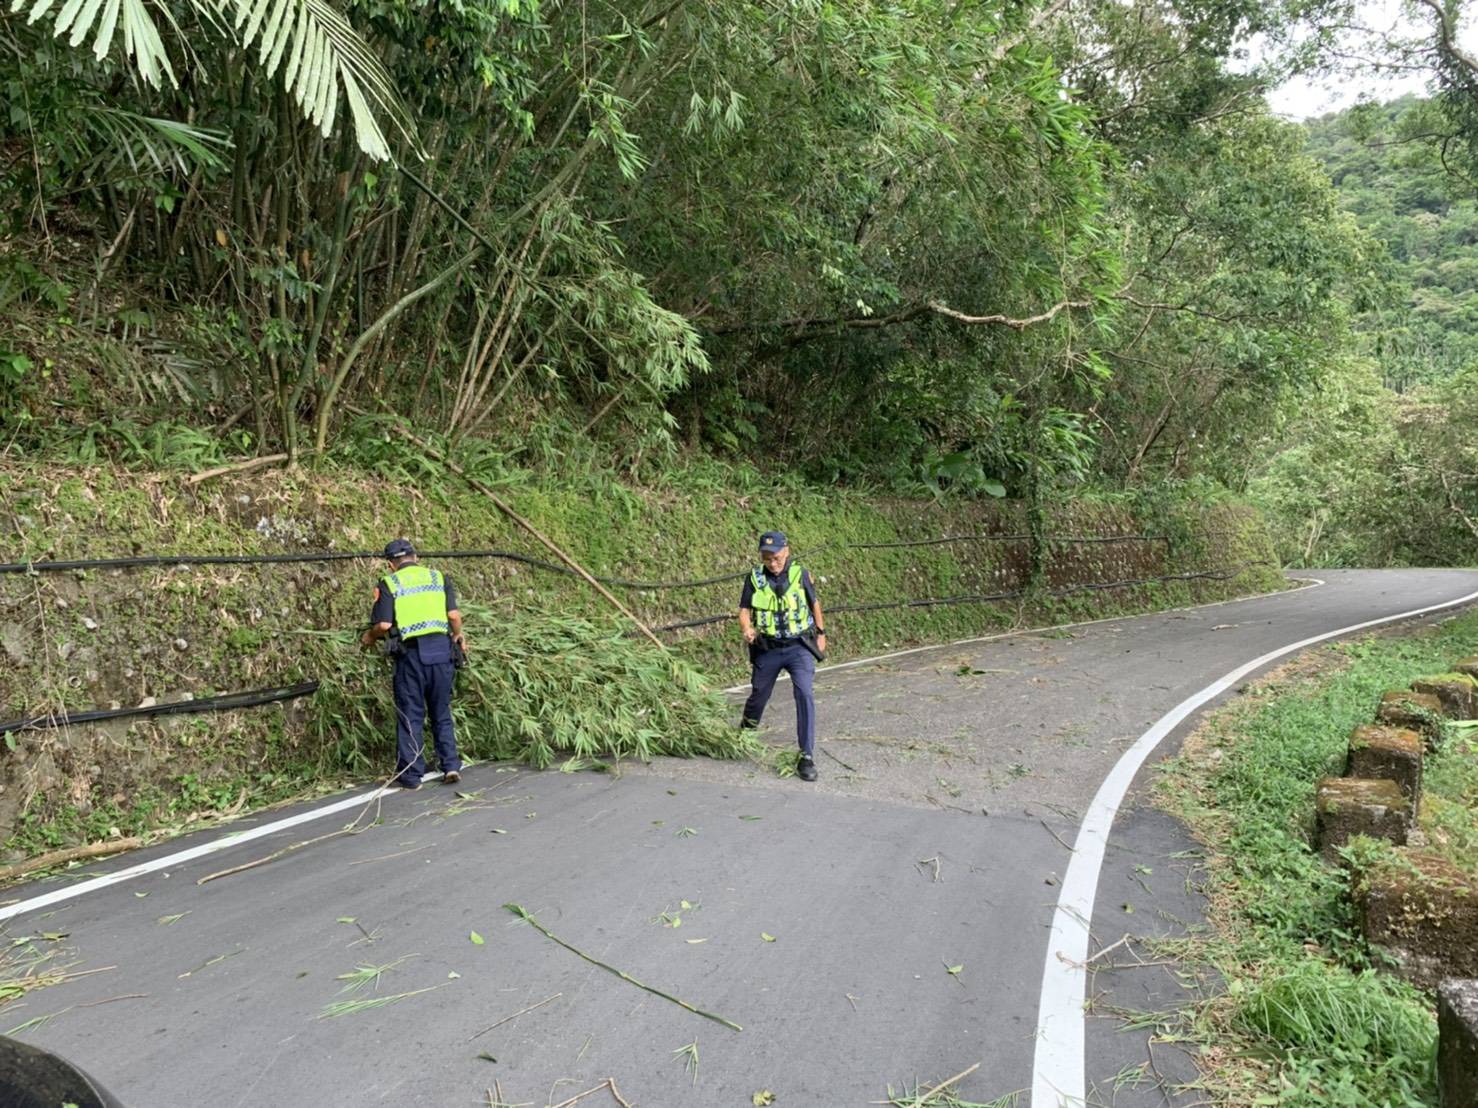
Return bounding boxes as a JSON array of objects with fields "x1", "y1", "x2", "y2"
[{"x1": 5, "y1": 569, "x2": 1477, "y2": 1107}]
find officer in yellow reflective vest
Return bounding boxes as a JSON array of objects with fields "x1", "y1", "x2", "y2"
[
  {"x1": 360, "y1": 538, "x2": 466, "y2": 789},
  {"x1": 738, "y1": 530, "x2": 828, "y2": 782}
]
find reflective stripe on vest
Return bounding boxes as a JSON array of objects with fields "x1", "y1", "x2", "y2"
[
  {"x1": 750, "y1": 564, "x2": 812, "y2": 638},
  {"x1": 384, "y1": 565, "x2": 449, "y2": 640}
]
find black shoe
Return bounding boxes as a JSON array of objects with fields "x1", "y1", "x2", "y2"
[
  {"x1": 739, "y1": 717, "x2": 760, "y2": 730},
  {"x1": 392, "y1": 778, "x2": 421, "y2": 790},
  {"x1": 443, "y1": 770, "x2": 461, "y2": 785},
  {"x1": 797, "y1": 755, "x2": 817, "y2": 782}
]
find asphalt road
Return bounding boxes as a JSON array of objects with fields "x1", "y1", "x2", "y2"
[{"x1": 6, "y1": 569, "x2": 1478, "y2": 1108}]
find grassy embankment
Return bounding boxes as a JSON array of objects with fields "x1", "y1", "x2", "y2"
[
  {"x1": 0, "y1": 444, "x2": 1279, "y2": 859},
  {"x1": 1156, "y1": 608, "x2": 1478, "y2": 1106}
]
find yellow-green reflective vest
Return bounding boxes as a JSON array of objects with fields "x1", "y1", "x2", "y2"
[
  {"x1": 750, "y1": 564, "x2": 812, "y2": 638},
  {"x1": 383, "y1": 565, "x2": 449, "y2": 640}
]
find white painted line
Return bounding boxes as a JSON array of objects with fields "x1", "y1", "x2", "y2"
[
  {"x1": 1029, "y1": 582, "x2": 1478, "y2": 1107},
  {"x1": 0, "y1": 774, "x2": 442, "y2": 924},
  {"x1": 722, "y1": 575, "x2": 1326, "y2": 695}
]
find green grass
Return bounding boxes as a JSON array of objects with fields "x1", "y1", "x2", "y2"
[{"x1": 1155, "y1": 609, "x2": 1478, "y2": 1106}]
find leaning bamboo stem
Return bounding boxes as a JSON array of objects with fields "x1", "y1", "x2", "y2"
[{"x1": 380, "y1": 423, "x2": 666, "y2": 649}]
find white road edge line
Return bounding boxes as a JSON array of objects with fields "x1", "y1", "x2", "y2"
[
  {"x1": 1029, "y1": 583, "x2": 1478, "y2": 1108},
  {"x1": 722, "y1": 575, "x2": 1327, "y2": 694},
  {"x1": 0, "y1": 774, "x2": 444, "y2": 924}
]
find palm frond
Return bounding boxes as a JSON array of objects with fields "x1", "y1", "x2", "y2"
[
  {"x1": 12, "y1": 0, "x2": 416, "y2": 160},
  {"x1": 78, "y1": 106, "x2": 230, "y2": 175}
]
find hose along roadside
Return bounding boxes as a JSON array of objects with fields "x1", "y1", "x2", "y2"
[{"x1": 1, "y1": 536, "x2": 1271, "y2": 734}]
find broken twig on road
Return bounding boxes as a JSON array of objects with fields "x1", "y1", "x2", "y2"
[
  {"x1": 469, "y1": 991, "x2": 562, "y2": 1040},
  {"x1": 504, "y1": 903, "x2": 742, "y2": 1031}
]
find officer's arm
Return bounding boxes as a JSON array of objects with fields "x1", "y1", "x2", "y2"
[
  {"x1": 738, "y1": 606, "x2": 757, "y2": 644},
  {"x1": 361, "y1": 621, "x2": 393, "y2": 648},
  {"x1": 449, "y1": 608, "x2": 465, "y2": 647},
  {"x1": 811, "y1": 599, "x2": 827, "y2": 644}
]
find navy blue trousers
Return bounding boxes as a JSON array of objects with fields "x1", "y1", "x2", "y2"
[
  {"x1": 391, "y1": 649, "x2": 461, "y2": 785},
  {"x1": 741, "y1": 641, "x2": 816, "y2": 756}
]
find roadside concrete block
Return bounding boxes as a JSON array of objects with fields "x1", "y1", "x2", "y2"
[
  {"x1": 1346, "y1": 725, "x2": 1423, "y2": 805},
  {"x1": 1439, "y1": 978, "x2": 1478, "y2": 1108},
  {"x1": 1377, "y1": 690, "x2": 1446, "y2": 748},
  {"x1": 1357, "y1": 852, "x2": 1478, "y2": 990},
  {"x1": 1412, "y1": 676, "x2": 1477, "y2": 720},
  {"x1": 1453, "y1": 656, "x2": 1478, "y2": 682},
  {"x1": 1314, "y1": 777, "x2": 1409, "y2": 863}
]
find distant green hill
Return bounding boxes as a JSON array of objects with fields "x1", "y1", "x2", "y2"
[{"x1": 1304, "y1": 95, "x2": 1478, "y2": 388}]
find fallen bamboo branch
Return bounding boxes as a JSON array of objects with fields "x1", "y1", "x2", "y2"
[
  {"x1": 185, "y1": 449, "x2": 319, "y2": 486},
  {"x1": 195, "y1": 826, "x2": 354, "y2": 886},
  {"x1": 0, "y1": 838, "x2": 142, "y2": 884},
  {"x1": 196, "y1": 785, "x2": 385, "y2": 885},
  {"x1": 871, "y1": 1062, "x2": 983, "y2": 1107},
  {"x1": 820, "y1": 745, "x2": 858, "y2": 772},
  {"x1": 548, "y1": 1078, "x2": 633, "y2": 1108},
  {"x1": 378, "y1": 421, "x2": 666, "y2": 650},
  {"x1": 504, "y1": 903, "x2": 741, "y2": 1031},
  {"x1": 469, "y1": 991, "x2": 562, "y2": 1040}
]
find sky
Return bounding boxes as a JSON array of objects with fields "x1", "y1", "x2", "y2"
[{"x1": 1259, "y1": 0, "x2": 1478, "y2": 120}]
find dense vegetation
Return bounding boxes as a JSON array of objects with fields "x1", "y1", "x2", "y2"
[
  {"x1": 1248, "y1": 94, "x2": 1478, "y2": 567},
  {"x1": 0, "y1": 0, "x2": 1386, "y2": 500}
]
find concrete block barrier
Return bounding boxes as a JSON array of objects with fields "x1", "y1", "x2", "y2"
[
  {"x1": 1411, "y1": 676, "x2": 1477, "y2": 721},
  {"x1": 1377, "y1": 690, "x2": 1446, "y2": 749},
  {"x1": 1357, "y1": 852, "x2": 1478, "y2": 990},
  {"x1": 1314, "y1": 777, "x2": 1409, "y2": 863},
  {"x1": 1346, "y1": 724, "x2": 1423, "y2": 805},
  {"x1": 1439, "y1": 979, "x2": 1478, "y2": 1108}
]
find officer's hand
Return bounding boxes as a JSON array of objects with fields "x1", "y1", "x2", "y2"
[
  {"x1": 454, "y1": 633, "x2": 467, "y2": 651},
  {"x1": 743, "y1": 627, "x2": 757, "y2": 645},
  {"x1": 359, "y1": 632, "x2": 374, "y2": 652}
]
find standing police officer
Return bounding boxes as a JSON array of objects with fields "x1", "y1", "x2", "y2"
[
  {"x1": 360, "y1": 539, "x2": 466, "y2": 789},
  {"x1": 738, "y1": 530, "x2": 828, "y2": 782}
]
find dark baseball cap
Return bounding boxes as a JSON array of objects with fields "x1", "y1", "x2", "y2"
[
  {"x1": 384, "y1": 538, "x2": 416, "y2": 559},
  {"x1": 758, "y1": 531, "x2": 787, "y2": 553}
]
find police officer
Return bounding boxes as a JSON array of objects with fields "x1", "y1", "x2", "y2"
[
  {"x1": 738, "y1": 530, "x2": 828, "y2": 782},
  {"x1": 360, "y1": 538, "x2": 466, "y2": 789}
]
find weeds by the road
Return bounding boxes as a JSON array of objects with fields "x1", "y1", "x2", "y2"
[{"x1": 1154, "y1": 608, "x2": 1478, "y2": 1105}]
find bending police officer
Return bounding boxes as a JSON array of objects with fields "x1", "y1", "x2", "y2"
[
  {"x1": 360, "y1": 538, "x2": 466, "y2": 789},
  {"x1": 738, "y1": 530, "x2": 828, "y2": 782}
]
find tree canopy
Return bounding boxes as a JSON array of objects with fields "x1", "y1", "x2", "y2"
[{"x1": 0, "y1": 0, "x2": 1431, "y2": 526}]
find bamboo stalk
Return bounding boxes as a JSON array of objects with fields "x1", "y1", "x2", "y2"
[
  {"x1": 0, "y1": 837, "x2": 142, "y2": 884},
  {"x1": 504, "y1": 903, "x2": 740, "y2": 1031}
]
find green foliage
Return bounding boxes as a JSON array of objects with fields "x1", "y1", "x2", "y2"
[
  {"x1": 1249, "y1": 361, "x2": 1478, "y2": 567},
  {"x1": 0, "y1": 0, "x2": 1380, "y2": 505},
  {"x1": 1230, "y1": 962, "x2": 1436, "y2": 1106},
  {"x1": 307, "y1": 611, "x2": 758, "y2": 771},
  {"x1": 1304, "y1": 96, "x2": 1478, "y2": 391}
]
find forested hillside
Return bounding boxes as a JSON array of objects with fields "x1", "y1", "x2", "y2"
[
  {"x1": 0, "y1": 2, "x2": 1374, "y2": 495},
  {"x1": 1245, "y1": 94, "x2": 1478, "y2": 567},
  {"x1": 1306, "y1": 95, "x2": 1478, "y2": 391},
  {"x1": 0, "y1": 2, "x2": 1474, "y2": 555}
]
